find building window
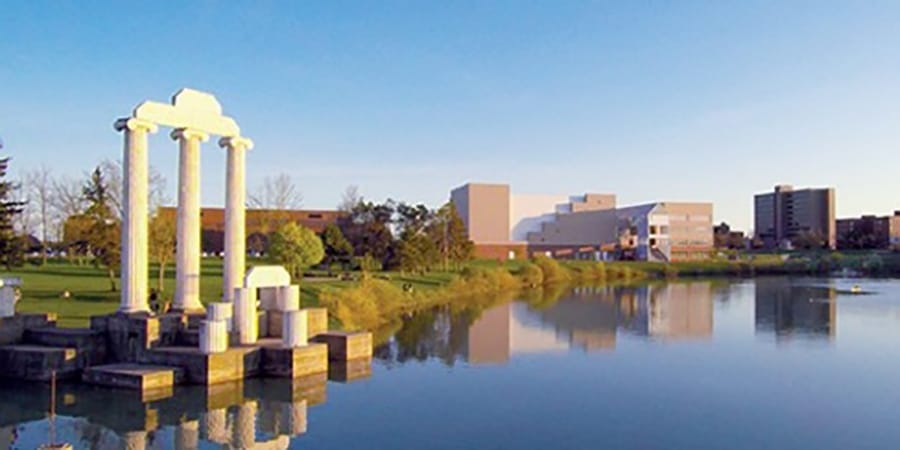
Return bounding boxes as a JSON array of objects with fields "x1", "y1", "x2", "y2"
[
  {"x1": 308, "y1": 213, "x2": 323, "y2": 219},
  {"x1": 649, "y1": 225, "x2": 657, "y2": 234}
]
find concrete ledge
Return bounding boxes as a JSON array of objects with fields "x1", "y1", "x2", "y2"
[
  {"x1": 260, "y1": 341, "x2": 328, "y2": 378},
  {"x1": 328, "y1": 357, "x2": 373, "y2": 383},
  {"x1": 25, "y1": 327, "x2": 106, "y2": 366},
  {"x1": 83, "y1": 364, "x2": 180, "y2": 393},
  {"x1": 0, "y1": 345, "x2": 82, "y2": 381},
  {"x1": 311, "y1": 331, "x2": 372, "y2": 361},
  {"x1": 0, "y1": 313, "x2": 57, "y2": 345},
  {"x1": 142, "y1": 345, "x2": 261, "y2": 385}
]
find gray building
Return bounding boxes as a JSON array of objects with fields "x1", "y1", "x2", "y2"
[{"x1": 754, "y1": 185, "x2": 835, "y2": 249}]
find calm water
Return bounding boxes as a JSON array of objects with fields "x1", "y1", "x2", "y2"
[{"x1": 3, "y1": 277, "x2": 900, "y2": 449}]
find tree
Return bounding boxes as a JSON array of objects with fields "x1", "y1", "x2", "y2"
[
  {"x1": 0, "y1": 154, "x2": 27, "y2": 270},
  {"x1": 83, "y1": 166, "x2": 120, "y2": 291},
  {"x1": 23, "y1": 165, "x2": 55, "y2": 264},
  {"x1": 340, "y1": 200, "x2": 395, "y2": 267},
  {"x1": 269, "y1": 222, "x2": 324, "y2": 279},
  {"x1": 98, "y1": 158, "x2": 168, "y2": 218},
  {"x1": 338, "y1": 185, "x2": 362, "y2": 212},
  {"x1": 149, "y1": 209, "x2": 176, "y2": 292},
  {"x1": 792, "y1": 230, "x2": 827, "y2": 250},
  {"x1": 428, "y1": 201, "x2": 473, "y2": 269},
  {"x1": 322, "y1": 223, "x2": 353, "y2": 267},
  {"x1": 248, "y1": 173, "x2": 304, "y2": 240},
  {"x1": 396, "y1": 233, "x2": 439, "y2": 273}
]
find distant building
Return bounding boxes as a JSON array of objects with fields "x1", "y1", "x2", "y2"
[
  {"x1": 450, "y1": 182, "x2": 714, "y2": 261},
  {"x1": 836, "y1": 212, "x2": 900, "y2": 250},
  {"x1": 713, "y1": 223, "x2": 746, "y2": 249},
  {"x1": 754, "y1": 184, "x2": 835, "y2": 250},
  {"x1": 158, "y1": 206, "x2": 343, "y2": 254}
]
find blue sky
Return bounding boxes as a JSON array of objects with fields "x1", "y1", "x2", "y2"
[{"x1": 2, "y1": 1, "x2": 899, "y2": 231}]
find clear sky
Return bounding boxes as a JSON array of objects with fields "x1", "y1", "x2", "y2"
[{"x1": 2, "y1": 1, "x2": 899, "y2": 231}]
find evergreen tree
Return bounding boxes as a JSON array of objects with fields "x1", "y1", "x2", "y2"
[
  {"x1": 0, "y1": 156, "x2": 27, "y2": 270},
  {"x1": 429, "y1": 201, "x2": 473, "y2": 270},
  {"x1": 322, "y1": 223, "x2": 353, "y2": 267},
  {"x1": 83, "y1": 166, "x2": 120, "y2": 291}
]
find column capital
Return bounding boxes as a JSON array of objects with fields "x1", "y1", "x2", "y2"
[
  {"x1": 218, "y1": 136, "x2": 254, "y2": 151},
  {"x1": 114, "y1": 117, "x2": 158, "y2": 133},
  {"x1": 170, "y1": 128, "x2": 210, "y2": 143}
]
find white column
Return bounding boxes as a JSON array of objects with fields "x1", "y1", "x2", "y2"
[
  {"x1": 172, "y1": 128, "x2": 209, "y2": 313},
  {"x1": 115, "y1": 118, "x2": 157, "y2": 314},
  {"x1": 234, "y1": 287, "x2": 258, "y2": 344},
  {"x1": 199, "y1": 319, "x2": 228, "y2": 354},
  {"x1": 283, "y1": 310, "x2": 308, "y2": 348},
  {"x1": 207, "y1": 302, "x2": 233, "y2": 331},
  {"x1": 219, "y1": 136, "x2": 253, "y2": 303}
]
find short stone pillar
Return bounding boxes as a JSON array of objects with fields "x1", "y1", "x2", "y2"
[
  {"x1": 276, "y1": 285, "x2": 300, "y2": 312},
  {"x1": 199, "y1": 320, "x2": 228, "y2": 354},
  {"x1": 207, "y1": 302, "x2": 233, "y2": 332},
  {"x1": 202, "y1": 408, "x2": 229, "y2": 444},
  {"x1": 234, "y1": 287, "x2": 258, "y2": 345},
  {"x1": 0, "y1": 278, "x2": 21, "y2": 318},
  {"x1": 282, "y1": 310, "x2": 308, "y2": 348}
]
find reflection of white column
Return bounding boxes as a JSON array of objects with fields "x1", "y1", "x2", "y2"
[
  {"x1": 122, "y1": 431, "x2": 148, "y2": 450},
  {"x1": 219, "y1": 136, "x2": 253, "y2": 303},
  {"x1": 172, "y1": 128, "x2": 208, "y2": 313},
  {"x1": 234, "y1": 401, "x2": 258, "y2": 449},
  {"x1": 115, "y1": 118, "x2": 158, "y2": 314},
  {"x1": 174, "y1": 420, "x2": 199, "y2": 450},
  {"x1": 202, "y1": 408, "x2": 229, "y2": 444}
]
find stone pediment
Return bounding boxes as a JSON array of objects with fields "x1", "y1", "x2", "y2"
[{"x1": 132, "y1": 88, "x2": 240, "y2": 137}]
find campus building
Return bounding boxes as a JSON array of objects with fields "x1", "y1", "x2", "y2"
[
  {"x1": 450, "y1": 182, "x2": 714, "y2": 262},
  {"x1": 157, "y1": 207, "x2": 343, "y2": 254},
  {"x1": 836, "y1": 212, "x2": 900, "y2": 250},
  {"x1": 754, "y1": 185, "x2": 836, "y2": 250}
]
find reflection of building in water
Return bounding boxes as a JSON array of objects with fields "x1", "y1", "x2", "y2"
[
  {"x1": 464, "y1": 283, "x2": 713, "y2": 363},
  {"x1": 622, "y1": 283, "x2": 714, "y2": 340},
  {"x1": 755, "y1": 278, "x2": 837, "y2": 340}
]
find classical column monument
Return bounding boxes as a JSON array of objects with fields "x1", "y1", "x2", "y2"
[{"x1": 113, "y1": 88, "x2": 249, "y2": 314}]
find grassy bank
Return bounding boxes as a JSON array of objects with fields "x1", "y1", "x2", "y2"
[{"x1": 4, "y1": 251, "x2": 898, "y2": 329}]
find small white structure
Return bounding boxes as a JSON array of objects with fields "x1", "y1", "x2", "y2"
[
  {"x1": 207, "y1": 302, "x2": 234, "y2": 332},
  {"x1": 114, "y1": 89, "x2": 252, "y2": 315},
  {"x1": 199, "y1": 320, "x2": 228, "y2": 354},
  {"x1": 233, "y1": 287, "x2": 259, "y2": 345},
  {"x1": 282, "y1": 310, "x2": 308, "y2": 348},
  {"x1": 244, "y1": 266, "x2": 291, "y2": 311},
  {"x1": 0, "y1": 277, "x2": 22, "y2": 318}
]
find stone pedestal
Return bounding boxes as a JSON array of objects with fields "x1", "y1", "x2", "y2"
[
  {"x1": 142, "y1": 346, "x2": 262, "y2": 385},
  {"x1": 234, "y1": 287, "x2": 258, "y2": 345},
  {"x1": 282, "y1": 310, "x2": 308, "y2": 348},
  {"x1": 275, "y1": 285, "x2": 300, "y2": 311},
  {"x1": 207, "y1": 303, "x2": 233, "y2": 332},
  {"x1": 261, "y1": 341, "x2": 328, "y2": 379},
  {"x1": 199, "y1": 320, "x2": 228, "y2": 354},
  {"x1": 0, "y1": 277, "x2": 21, "y2": 318},
  {"x1": 311, "y1": 331, "x2": 373, "y2": 361},
  {"x1": 0, "y1": 313, "x2": 55, "y2": 345}
]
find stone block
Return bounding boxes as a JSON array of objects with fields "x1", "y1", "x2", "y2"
[
  {"x1": 199, "y1": 320, "x2": 228, "y2": 354},
  {"x1": 24, "y1": 327, "x2": 106, "y2": 366},
  {"x1": 311, "y1": 331, "x2": 372, "y2": 361},
  {"x1": 275, "y1": 285, "x2": 300, "y2": 311},
  {"x1": 304, "y1": 308, "x2": 328, "y2": 337},
  {"x1": 266, "y1": 310, "x2": 284, "y2": 338},
  {"x1": 142, "y1": 345, "x2": 261, "y2": 385},
  {"x1": 260, "y1": 340, "x2": 327, "y2": 378},
  {"x1": 94, "y1": 312, "x2": 180, "y2": 363},
  {"x1": 82, "y1": 364, "x2": 178, "y2": 394},
  {"x1": 207, "y1": 302, "x2": 233, "y2": 331},
  {"x1": 0, "y1": 313, "x2": 56, "y2": 345},
  {"x1": 283, "y1": 310, "x2": 308, "y2": 348},
  {"x1": 0, "y1": 345, "x2": 83, "y2": 381},
  {"x1": 328, "y1": 358, "x2": 373, "y2": 383}
]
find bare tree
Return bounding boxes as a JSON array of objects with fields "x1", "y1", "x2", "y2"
[
  {"x1": 248, "y1": 173, "x2": 303, "y2": 210},
  {"x1": 23, "y1": 165, "x2": 54, "y2": 263},
  {"x1": 338, "y1": 185, "x2": 362, "y2": 212},
  {"x1": 99, "y1": 158, "x2": 169, "y2": 218},
  {"x1": 52, "y1": 174, "x2": 88, "y2": 263}
]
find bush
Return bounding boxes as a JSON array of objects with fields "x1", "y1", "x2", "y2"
[
  {"x1": 517, "y1": 263, "x2": 544, "y2": 287},
  {"x1": 531, "y1": 255, "x2": 570, "y2": 284}
]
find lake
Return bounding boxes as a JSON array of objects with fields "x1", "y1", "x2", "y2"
[{"x1": 2, "y1": 277, "x2": 900, "y2": 449}]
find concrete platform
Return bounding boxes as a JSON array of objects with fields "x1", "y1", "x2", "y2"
[
  {"x1": 141, "y1": 345, "x2": 262, "y2": 385},
  {"x1": 0, "y1": 313, "x2": 56, "y2": 345},
  {"x1": 25, "y1": 327, "x2": 106, "y2": 366},
  {"x1": 82, "y1": 364, "x2": 182, "y2": 395},
  {"x1": 259, "y1": 340, "x2": 328, "y2": 378},
  {"x1": 0, "y1": 344, "x2": 82, "y2": 381},
  {"x1": 311, "y1": 331, "x2": 372, "y2": 361},
  {"x1": 328, "y1": 357, "x2": 373, "y2": 383}
]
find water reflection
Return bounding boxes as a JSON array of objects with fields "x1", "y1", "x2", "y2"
[
  {"x1": 754, "y1": 278, "x2": 837, "y2": 341},
  {"x1": 376, "y1": 281, "x2": 716, "y2": 365}
]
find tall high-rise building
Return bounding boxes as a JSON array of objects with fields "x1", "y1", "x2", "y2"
[{"x1": 754, "y1": 184, "x2": 835, "y2": 249}]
